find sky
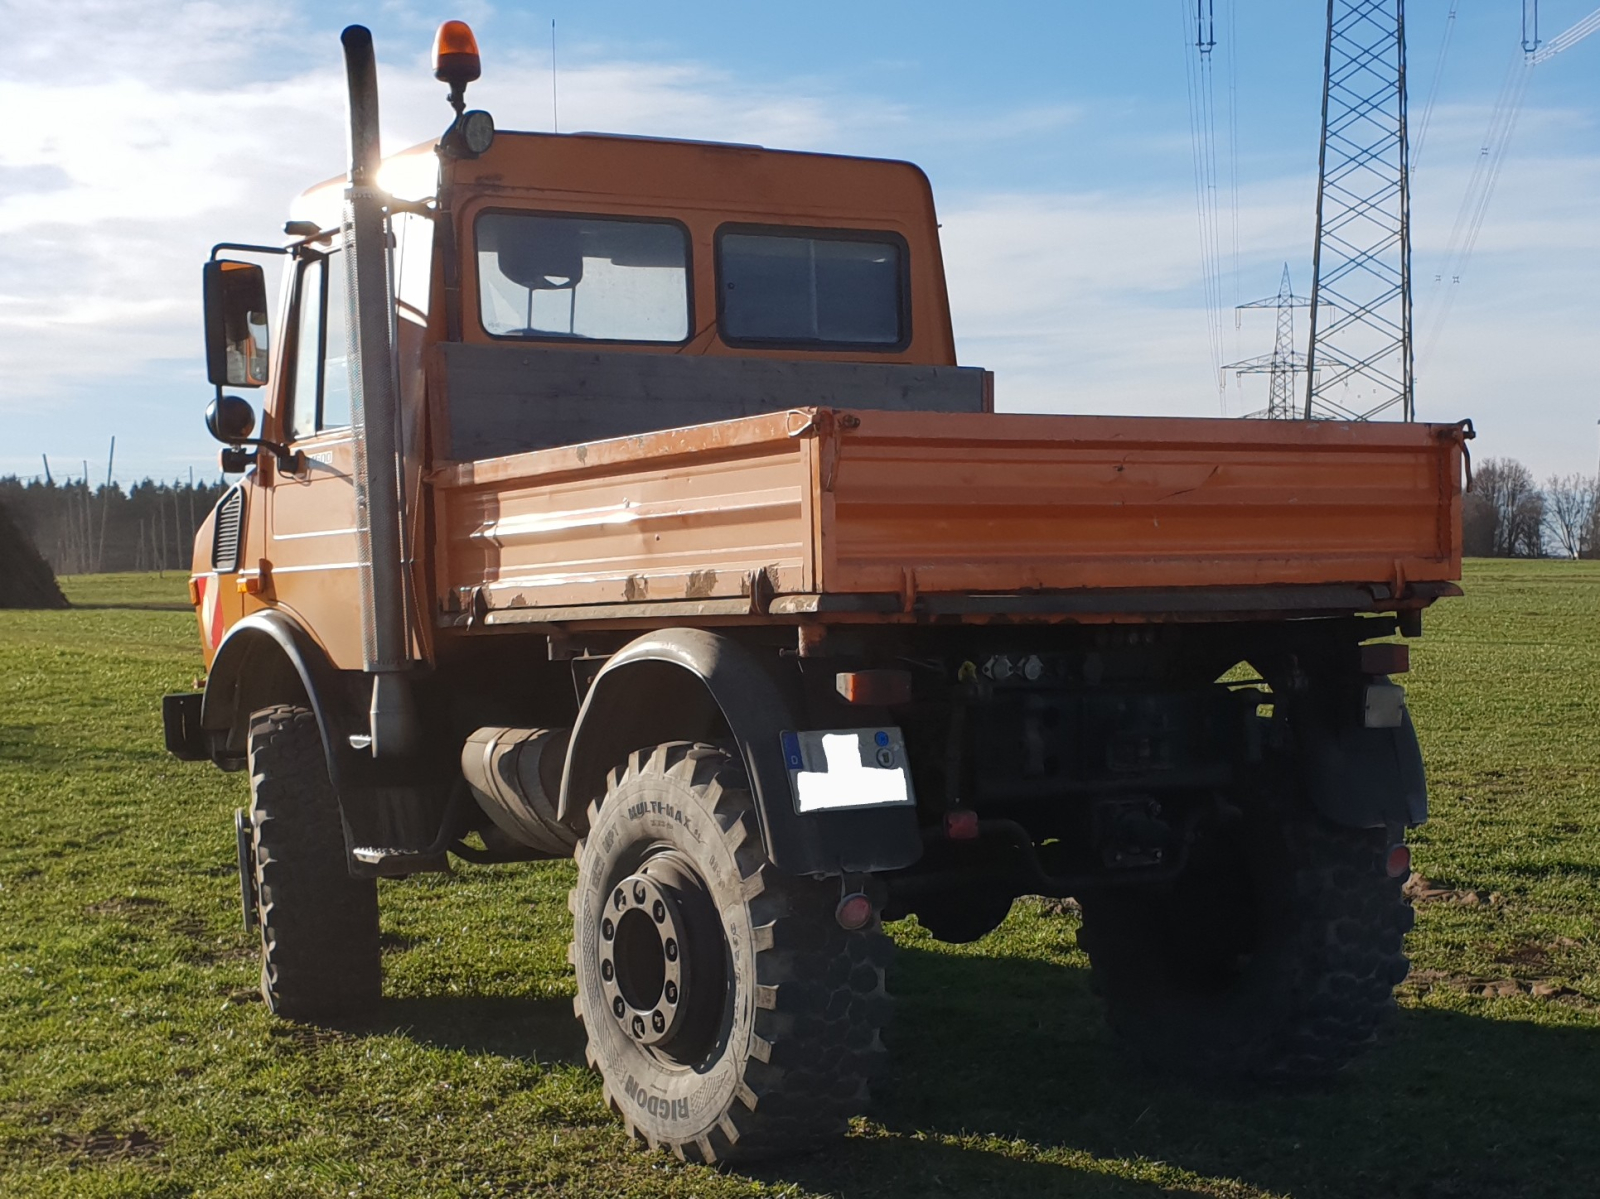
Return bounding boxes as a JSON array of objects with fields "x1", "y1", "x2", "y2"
[{"x1": 1, "y1": 0, "x2": 1597, "y2": 487}]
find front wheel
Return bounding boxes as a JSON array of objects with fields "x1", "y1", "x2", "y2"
[
  {"x1": 569, "y1": 743, "x2": 892, "y2": 1163},
  {"x1": 247, "y1": 704, "x2": 381, "y2": 1020}
]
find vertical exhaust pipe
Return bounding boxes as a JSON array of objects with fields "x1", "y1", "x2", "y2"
[{"x1": 340, "y1": 25, "x2": 416, "y2": 756}]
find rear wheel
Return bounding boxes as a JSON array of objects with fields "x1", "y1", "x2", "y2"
[
  {"x1": 248, "y1": 704, "x2": 381, "y2": 1020},
  {"x1": 1076, "y1": 799, "x2": 1411, "y2": 1081},
  {"x1": 569, "y1": 742, "x2": 892, "y2": 1162}
]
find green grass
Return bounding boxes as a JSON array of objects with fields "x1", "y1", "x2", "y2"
[{"x1": 1, "y1": 563, "x2": 1598, "y2": 1197}]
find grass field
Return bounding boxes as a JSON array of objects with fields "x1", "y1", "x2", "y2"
[{"x1": 1, "y1": 562, "x2": 1597, "y2": 1197}]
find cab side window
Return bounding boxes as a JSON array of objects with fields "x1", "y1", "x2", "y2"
[{"x1": 288, "y1": 251, "x2": 352, "y2": 440}]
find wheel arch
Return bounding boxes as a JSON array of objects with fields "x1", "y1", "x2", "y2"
[
  {"x1": 557, "y1": 628, "x2": 921, "y2": 876},
  {"x1": 201, "y1": 610, "x2": 353, "y2": 783},
  {"x1": 1243, "y1": 642, "x2": 1428, "y2": 832},
  {"x1": 1295, "y1": 705, "x2": 1428, "y2": 829}
]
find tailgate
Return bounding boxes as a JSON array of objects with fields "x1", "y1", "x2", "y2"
[{"x1": 813, "y1": 410, "x2": 1467, "y2": 598}]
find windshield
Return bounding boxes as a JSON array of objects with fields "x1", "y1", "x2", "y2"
[
  {"x1": 718, "y1": 228, "x2": 906, "y2": 348},
  {"x1": 476, "y1": 212, "x2": 690, "y2": 343}
]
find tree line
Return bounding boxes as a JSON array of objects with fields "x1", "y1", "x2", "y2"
[
  {"x1": 0, "y1": 476, "x2": 230, "y2": 576},
  {"x1": 3, "y1": 455, "x2": 1594, "y2": 574},
  {"x1": 1464, "y1": 459, "x2": 1600, "y2": 559}
]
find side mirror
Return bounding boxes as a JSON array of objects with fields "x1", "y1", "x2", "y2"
[
  {"x1": 205, "y1": 394, "x2": 257, "y2": 443},
  {"x1": 203, "y1": 260, "x2": 271, "y2": 387}
]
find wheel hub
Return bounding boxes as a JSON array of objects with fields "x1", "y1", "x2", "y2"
[{"x1": 598, "y1": 870, "x2": 691, "y2": 1047}]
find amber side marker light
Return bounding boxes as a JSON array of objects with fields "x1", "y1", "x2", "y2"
[{"x1": 432, "y1": 20, "x2": 481, "y2": 87}]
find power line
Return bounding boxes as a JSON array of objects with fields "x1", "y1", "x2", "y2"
[
  {"x1": 1179, "y1": 0, "x2": 1235, "y2": 412},
  {"x1": 1420, "y1": 3, "x2": 1600, "y2": 367},
  {"x1": 1411, "y1": 0, "x2": 1459, "y2": 172}
]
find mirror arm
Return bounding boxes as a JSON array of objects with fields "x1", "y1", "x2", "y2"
[
  {"x1": 385, "y1": 197, "x2": 436, "y2": 218},
  {"x1": 235, "y1": 439, "x2": 302, "y2": 475},
  {"x1": 212, "y1": 436, "x2": 302, "y2": 477},
  {"x1": 207, "y1": 387, "x2": 301, "y2": 474},
  {"x1": 209, "y1": 242, "x2": 292, "y2": 262}
]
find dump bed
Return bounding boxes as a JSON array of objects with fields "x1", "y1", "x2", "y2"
[{"x1": 432, "y1": 409, "x2": 1468, "y2": 630}]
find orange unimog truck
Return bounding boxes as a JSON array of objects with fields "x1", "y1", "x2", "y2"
[{"x1": 164, "y1": 22, "x2": 1471, "y2": 1161}]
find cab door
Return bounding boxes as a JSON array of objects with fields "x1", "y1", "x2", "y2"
[{"x1": 266, "y1": 248, "x2": 366, "y2": 668}]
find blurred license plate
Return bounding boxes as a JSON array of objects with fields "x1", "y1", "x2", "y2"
[{"x1": 780, "y1": 728, "x2": 915, "y2": 814}]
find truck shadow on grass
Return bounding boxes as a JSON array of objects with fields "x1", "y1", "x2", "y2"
[
  {"x1": 354, "y1": 940, "x2": 1600, "y2": 1198},
  {"x1": 357, "y1": 994, "x2": 589, "y2": 1066},
  {"x1": 757, "y1": 943, "x2": 1600, "y2": 1199}
]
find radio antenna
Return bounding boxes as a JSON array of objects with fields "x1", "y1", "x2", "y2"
[{"x1": 551, "y1": 19, "x2": 559, "y2": 133}]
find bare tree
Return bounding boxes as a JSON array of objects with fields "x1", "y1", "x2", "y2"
[
  {"x1": 1510, "y1": 489, "x2": 1546, "y2": 557},
  {"x1": 1466, "y1": 458, "x2": 1545, "y2": 557},
  {"x1": 1543, "y1": 473, "x2": 1598, "y2": 559},
  {"x1": 1462, "y1": 490, "x2": 1496, "y2": 557}
]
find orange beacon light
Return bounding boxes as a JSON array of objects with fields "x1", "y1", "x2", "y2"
[{"x1": 432, "y1": 21, "x2": 481, "y2": 86}]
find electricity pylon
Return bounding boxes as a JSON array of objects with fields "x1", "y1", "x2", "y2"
[
  {"x1": 1224, "y1": 265, "x2": 1311, "y2": 420},
  {"x1": 1304, "y1": 0, "x2": 1414, "y2": 421}
]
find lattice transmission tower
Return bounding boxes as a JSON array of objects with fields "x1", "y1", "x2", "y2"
[
  {"x1": 1224, "y1": 265, "x2": 1311, "y2": 420},
  {"x1": 1304, "y1": 0, "x2": 1414, "y2": 421}
]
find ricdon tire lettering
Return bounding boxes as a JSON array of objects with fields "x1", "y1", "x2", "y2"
[{"x1": 624, "y1": 1075, "x2": 689, "y2": 1122}]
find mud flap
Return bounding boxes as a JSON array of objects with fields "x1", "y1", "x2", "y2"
[
  {"x1": 235, "y1": 808, "x2": 259, "y2": 932},
  {"x1": 1299, "y1": 707, "x2": 1427, "y2": 829}
]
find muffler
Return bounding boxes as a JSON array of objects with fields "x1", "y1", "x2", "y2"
[{"x1": 461, "y1": 727, "x2": 579, "y2": 857}]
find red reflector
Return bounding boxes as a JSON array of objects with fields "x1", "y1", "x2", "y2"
[
  {"x1": 1385, "y1": 844, "x2": 1411, "y2": 879},
  {"x1": 944, "y1": 809, "x2": 980, "y2": 841},
  {"x1": 835, "y1": 893, "x2": 874, "y2": 931},
  {"x1": 1360, "y1": 643, "x2": 1410, "y2": 676},
  {"x1": 836, "y1": 669, "x2": 913, "y2": 706}
]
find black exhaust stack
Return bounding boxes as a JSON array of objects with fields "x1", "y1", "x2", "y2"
[{"x1": 340, "y1": 25, "x2": 416, "y2": 757}]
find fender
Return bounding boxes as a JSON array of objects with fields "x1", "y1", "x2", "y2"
[
  {"x1": 201, "y1": 610, "x2": 358, "y2": 791},
  {"x1": 1297, "y1": 704, "x2": 1428, "y2": 829},
  {"x1": 559, "y1": 628, "x2": 922, "y2": 876}
]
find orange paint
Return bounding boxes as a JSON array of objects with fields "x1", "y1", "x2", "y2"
[{"x1": 199, "y1": 129, "x2": 1465, "y2": 666}]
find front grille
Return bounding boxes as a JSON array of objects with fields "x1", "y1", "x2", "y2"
[{"x1": 212, "y1": 486, "x2": 244, "y2": 573}]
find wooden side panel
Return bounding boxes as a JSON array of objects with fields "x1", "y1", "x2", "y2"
[
  {"x1": 816, "y1": 411, "x2": 1464, "y2": 595},
  {"x1": 439, "y1": 343, "x2": 987, "y2": 461},
  {"x1": 434, "y1": 413, "x2": 811, "y2": 617}
]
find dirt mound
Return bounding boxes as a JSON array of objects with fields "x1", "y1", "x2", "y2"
[{"x1": 0, "y1": 500, "x2": 68, "y2": 609}]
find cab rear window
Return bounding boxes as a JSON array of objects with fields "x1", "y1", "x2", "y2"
[
  {"x1": 716, "y1": 227, "x2": 908, "y2": 350},
  {"x1": 476, "y1": 212, "x2": 690, "y2": 344}
]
